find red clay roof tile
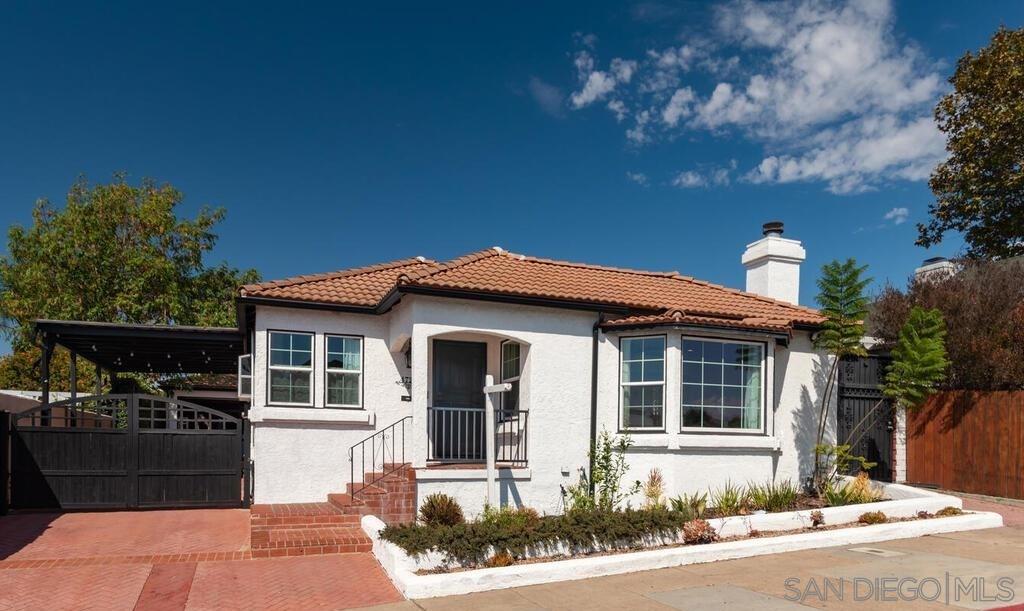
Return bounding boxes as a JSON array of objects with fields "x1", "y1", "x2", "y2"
[{"x1": 239, "y1": 248, "x2": 824, "y2": 331}]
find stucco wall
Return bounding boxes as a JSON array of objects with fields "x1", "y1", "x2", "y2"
[
  {"x1": 247, "y1": 295, "x2": 832, "y2": 513},
  {"x1": 250, "y1": 305, "x2": 414, "y2": 504},
  {"x1": 595, "y1": 328, "x2": 834, "y2": 504}
]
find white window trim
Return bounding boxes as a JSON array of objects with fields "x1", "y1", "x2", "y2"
[
  {"x1": 500, "y1": 340, "x2": 521, "y2": 413},
  {"x1": 324, "y1": 334, "x2": 364, "y2": 409},
  {"x1": 267, "y1": 331, "x2": 314, "y2": 407},
  {"x1": 237, "y1": 353, "x2": 252, "y2": 399},
  {"x1": 680, "y1": 335, "x2": 766, "y2": 435},
  {"x1": 619, "y1": 335, "x2": 667, "y2": 432}
]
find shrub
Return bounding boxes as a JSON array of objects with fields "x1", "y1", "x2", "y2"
[
  {"x1": 419, "y1": 493, "x2": 464, "y2": 527},
  {"x1": 917, "y1": 510, "x2": 934, "y2": 519},
  {"x1": 747, "y1": 479, "x2": 798, "y2": 513},
  {"x1": 485, "y1": 550, "x2": 515, "y2": 567},
  {"x1": 814, "y1": 444, "x2": 877, "y2": 494},
  {"x1": 480, "y1": 504, "x2": 541, "y2": 530},
  {"x1": 643, "y1": 468, "x2": 666, "y2": 509},
  {"x1": 824, "y1": 473, "x2": 883, "y2": 507},
  {"x1": 561, "y1": 430, "x2": 642, "y2": 512},
  {"x1": 858, "y1": 511, "x2": 888, "y2": 525},
  {"x1": 936, "y1": 506, "x2": 964, "y2": 517},
  {"x1": 712, "y1": 480, "x2": 748, "y2": 516},
  {"x1": 669, "y1": 491, "x2": 708, "y2": 521},
  {"x1": 381, "y1": 507, "x2": 686, "y2": 567},
  {"x1": 682, "y1": 519, "x2": 718, "y2": 544},
  {"x1": 810, "y1": 510, "x2": 825, "y2": 528}
]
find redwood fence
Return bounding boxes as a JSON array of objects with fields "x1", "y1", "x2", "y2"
[{"x1": 906, "y1": 391, "x2": 1024, "y2": 499}]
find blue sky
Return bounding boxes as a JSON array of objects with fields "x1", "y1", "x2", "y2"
[{"x1": 1, "y1": 1, "x2": 1022, "y2": 355}]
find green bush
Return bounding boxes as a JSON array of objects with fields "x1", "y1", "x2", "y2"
[
  {"x1": 824, "y1": 473, "x2": 883, "y2": 507},
  {"x1": 381, "y1": 507, "x2": 685, "y2": 567},
  {"x1": 419, "y1": 493, "x2": 465, "y2": 527},
  {"x1": 480, "y1": 504, "x2": 541, "y2": 529},
  {"x1": 747, "y1": 480, "x2": 798, "y2": 512},
  {"x1": 711, "y1": 480, "x2": 748, "y2": 516},
  {"x1": 669, "y1": 491, "x2": 708, "y2": 521},
  {"x1": 562, "y1": 430, "x2": 642, "y2": 513},
  {"x1": 858, "y1": 511, "x2": 888, "y2": 525}
]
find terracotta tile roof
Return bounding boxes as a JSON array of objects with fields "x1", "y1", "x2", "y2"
[
  {"x1": 240, "y1": 247, "x2": 825, "y2": 332},
  {"x1": 239, "y1": 258, "x2": 440, "y2": 307}
]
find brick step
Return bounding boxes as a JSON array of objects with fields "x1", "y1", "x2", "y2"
[
  {"x1": 251, "y1": 526, "x2": 371, "y2": 551},
  {"x1": 250, "y1": 514, "x2": 361, "y2": 529}
]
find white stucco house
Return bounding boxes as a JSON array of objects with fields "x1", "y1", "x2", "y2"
[{"x1": 236, "y1": 222, "x2": 832, "y2": 516}]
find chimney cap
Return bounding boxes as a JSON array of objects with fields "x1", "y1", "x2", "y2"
[{"x1": 762, "y1": 221, "x2": 785, "y2": 236}]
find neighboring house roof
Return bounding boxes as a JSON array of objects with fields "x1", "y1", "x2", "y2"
[{"x1": 239, "y1": 247, "x2": 824, "y2": 333}]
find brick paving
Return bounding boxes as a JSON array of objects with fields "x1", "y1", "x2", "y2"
[
  {"x1": 0, "y1": 563, "x2": 152, "y2": 610},
  {"x1": 0, "y1": 509, "x2": 250, "y2": 561},
  {"x1": 0, "y1": 508, "x2": 402, "y2": 610},
  {"x1": 185, "y1": 554, "x2": 403, "y2": 610}
]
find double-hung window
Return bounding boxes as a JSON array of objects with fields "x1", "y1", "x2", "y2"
[
  {"x1": 268, "y1": 331, "x2": 313, "y2": 406},
  {"x1": 325, "y1": 335, "x2": 363, "y2": 408},
  {"x1": 681, "y1": 337, "x2": 764, "y2": 432},
  {"x1": 620, "y1": 336, "x2": 665, "y2": 430},
  {"x1": 500, "y1": 341, "x2": 521, "y2": 415},
  {"x1": 237, "y1": 354, "x2": 252, "y2": 399}
]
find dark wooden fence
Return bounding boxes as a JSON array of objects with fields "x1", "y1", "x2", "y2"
[{"x1": 906, "y1": 391, "x2": 1024, "y2": 499}]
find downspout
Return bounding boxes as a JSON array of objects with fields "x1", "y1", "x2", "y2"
[{"x1": 588, "y1": 312, "x2": 602, "y2": 494}]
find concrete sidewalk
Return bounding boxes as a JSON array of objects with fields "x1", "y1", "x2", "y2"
[{"x1": 364, "y1": 525, "x2": 1024, "y2": 610}]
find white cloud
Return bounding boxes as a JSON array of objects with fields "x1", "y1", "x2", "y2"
[
  {"x1": 567, "y1": 0, "x2": 948, "y2": 194},
  {"x1": 662, "y1": 87, "x2": 695, "y2": 127},
  {"x1": 626, "y1": 171, "x2": 649, "y2": 186},
  {"x1": 527, "y1": 77, "x2": 565, "y2": 117},
  {"x1": 671, "y1": 161, "x2": 736, "y2": 189},
  {"x1": 672, "y1": 171, "x2": 707, "y2": 188},
  {"x1": 745, "y1": 115, "x2": 945, "y2": 193},
  {"x1": 569, "y1": 52, "x2": 637, "y2": 109},
  {"x1": 884, "y1": 206, "x2": 909, "y2": 225}
]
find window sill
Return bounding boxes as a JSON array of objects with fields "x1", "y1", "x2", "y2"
[
  {"x1": 251, "y1": 406, "x2": 375, "y2": 425},
  {"x1": 416, "y1": 467, "x2": 532, "y2": 482},
  {"x1": 676, "y1": 435, "x2": 780, "y2": 451}
]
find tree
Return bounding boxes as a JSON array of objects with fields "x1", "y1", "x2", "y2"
[
  {"x1": 869, "y1": 259, "x2": 1023, "y2": 390},
  {"x1": 918, "y1": 26, "x2": 1024, "y2": 260},
  {"x1": 0, "y1": 174, "x2": 259, "y2": 389},
  {"x1": 811, "y1": 259, "x2": 871, "y2": 490},
  {"x1": 845, "y1": 307, "x2": 949, "y2": 449}
]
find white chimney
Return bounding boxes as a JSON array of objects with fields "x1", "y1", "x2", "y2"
[{"x1": 741, "y1": 221, "x2": 806, "y2": 305}]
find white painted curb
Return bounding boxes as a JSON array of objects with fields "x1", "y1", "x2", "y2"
[
  {"x1": 363, "y1": 480, "x2": 1000, "y2": 599},
  {"x1": 365, "y1": 512, "x2": 1002, "y2": 599}
]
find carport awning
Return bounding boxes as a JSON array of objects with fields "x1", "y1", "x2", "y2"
[{"x1": 34, "y1": 319, "x2": 244, "y2": 374}]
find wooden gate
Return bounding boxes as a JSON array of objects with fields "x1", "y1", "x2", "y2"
[
  {"x1": 837, "y1": 355, "x2": 893, "y2": 481},
  {"x1": 8, "y1": 394, "x2": 249, "y2": 510}
]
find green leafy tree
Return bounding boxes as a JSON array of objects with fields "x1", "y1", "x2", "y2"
[
  {"x1": 918, "y1": 26, "x2": 1024, "y2": 259},
  {"x1": 845, "y1": 307, "x2": 949, "y2": 449},
  {"x1": 0, "y1": 174, "x2": 259, "y2": 389},
  {"x1": 811, "y1": 259, "x2": 871, "y2": 489}
]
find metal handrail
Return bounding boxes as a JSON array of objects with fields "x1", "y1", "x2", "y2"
[{"x1": 348, "y1": 416, "x2": 412, "y2": 498}]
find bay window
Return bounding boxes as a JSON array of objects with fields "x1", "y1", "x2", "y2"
[
  {"x1": 268, "y1": 331, "x2": 313, "y2": 406},
  {"x1": 325, "y1": 335, "x2": 363, "y2": 408},
  {"x1": 620, "y1": 336, "x2": 665, "y2": 430},
  {"x1": 681, "y1": 337, "x2": 764, "y2": 432}
]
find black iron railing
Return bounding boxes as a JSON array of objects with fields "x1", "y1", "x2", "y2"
[
  {"x1": 427, "y1": 406, "x2": 528, "y2": 467},
  {"x1": 348, "y1": 416, "x2": 411, "y2": 498}
]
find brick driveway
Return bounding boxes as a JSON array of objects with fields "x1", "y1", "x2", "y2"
[{"x1": 0, "y1": 509, "x2": 402, "y2": 610}]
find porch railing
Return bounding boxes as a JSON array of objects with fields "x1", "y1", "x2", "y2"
[
  {"x1": 427, "y1": 405, "x2": 528, "y2": 467},
  {"x1": 348, "y1": 416, "x2": 411, "y2": 498}
]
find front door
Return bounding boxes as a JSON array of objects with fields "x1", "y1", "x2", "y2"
[{"x1": 431, "y1": 340, "x2": 487, "y2": 461}]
